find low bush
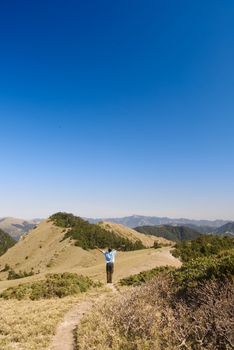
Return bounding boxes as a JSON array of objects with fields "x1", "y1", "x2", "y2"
[
  {"x1": 153, "y1": 241, "x2": 162, "y2": 249},
  {"x1": 7, "y1": 268, "x2": 34, "y2": 280},
  {"x1": 172, "y1": 250, "x2": 234, "y2": 288},
  {"x1": 173, "y1": 235, "x2": 234, "y2": 262},
  {"x1": 2, "y1": 263, "x2": 10, "y2": 272},
  {"x1": 119, "y1": 266, "x2": 173, "y2": 286},
  {"x1": 120, "y1": 250, "x2": 234, "y2": 288},
  {"x1": 49, "y1": 212, "x2": 83, "y2": 228},
  {"x1": 1, "y1": 273, "x2": 99, "y2": 300}
]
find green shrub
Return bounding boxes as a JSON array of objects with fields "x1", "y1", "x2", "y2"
[
  {"x1": 1, "y1": 273, "x2": 99, "y2": 300},
  {"x1": 49, "y1": 212, "x2": 84, "y2": 228},
  {"x1": 2, "y1": 264, "x2": 10, "y2": 271},
  {"x1": 50, "y1": 212, "x2": 145, "y2": 251},
  {"x1": 119, "y1": 266, "x2": 173, "y2": 286},
  {"x1": 153, "y1": 241, "x2": 162, "y2": 249},
  {"x1": 172, "y1": 250, "x2": 234, "y2": 287},
  {"x1": 7, "y1": 269, "x2": 34, "y2": 280},
  {"x1": 173, "y1": 235, "x2": 234, "y2": 262},
  {"x1": 119, "y1": 250, "x2": 234, "y2": 288}
]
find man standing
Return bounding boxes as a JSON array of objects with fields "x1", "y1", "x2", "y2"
[{"x1": 96, "y1": 247, "x2": 117, "y2": 283}]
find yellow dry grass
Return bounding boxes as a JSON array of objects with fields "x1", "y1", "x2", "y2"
[
  {"x1": 0, "y1": 220, "x2": 68, "y2": 275},
  {"x1": 98, "y1": 221, "x2": 171, "y2": 247},
  {"x1": 0, "y1": 296, "x2": 78, "y2": 350},
  {"x1": 0, "y1": 220, "x2": 97, "y2": 283}
]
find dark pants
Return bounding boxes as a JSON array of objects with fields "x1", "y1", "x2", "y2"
[{"x1": 106, "y1": 262, "x2": 114, "y2": 283}]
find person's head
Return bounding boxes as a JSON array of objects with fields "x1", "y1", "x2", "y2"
[{"x1": 108, "y1": 248, "x2": 112, "y2": 253}]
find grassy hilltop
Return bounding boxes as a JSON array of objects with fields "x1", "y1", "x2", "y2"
[{"x1": 50, "y1": 212, "x2": 145, "y2": 251}]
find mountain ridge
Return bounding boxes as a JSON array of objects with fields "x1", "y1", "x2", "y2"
[{"x1": 88, "y1": 215, "x2": 230, "y2": 229}]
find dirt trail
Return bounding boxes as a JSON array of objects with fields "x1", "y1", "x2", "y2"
[
  {"x1": 48, "y1": 286, "x2": 116, "y2": 350},
  {"x1": 48, "y1": 300, "x2": 93, "y2": 350}
]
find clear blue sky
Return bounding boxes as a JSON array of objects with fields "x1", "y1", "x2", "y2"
[{"x1": 0, "y1": 0, "x2": 233, "y2": 220}]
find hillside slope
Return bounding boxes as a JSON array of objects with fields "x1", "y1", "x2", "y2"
[
  {"x1": 135, "y1": 225, "x2": 201, "y2": 241},
  {"x1": 98, "y1": 221, "x2": 171, "y2": 247},
  {"x1": 0, "y1": 219, "x2": 102, "y2": 279},
  {"x1": 0, "y1": 229, "x2": 16, "y2": 257},
  {"x1": 214, "y1": 222, "x2": 234, "y2": 235},
  {"x1": 0, "y1": 220, "x2": 74, "y2": 276}
]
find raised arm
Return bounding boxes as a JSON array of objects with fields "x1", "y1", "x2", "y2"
[{"x1": 95, "y1": 246, "x2": 105, "y2": 254}]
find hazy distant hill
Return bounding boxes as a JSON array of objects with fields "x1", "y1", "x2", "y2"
[
  {"x1": 88, "y1": 215, "x2": 228, "y2": 229},
  {"x1": 214, "y1": 222, "x2": 234, "y2": 235},
  {"x1": 0, "y1": 229, "x2": 16, "y2": 257},
  {"x1": 135, "y1": 225, "x2": 201, "y2": 242},
  {"x1": 183, "y1": 224, "x2": 215, "y2": 234},
  {"x1": 0, "y1": 217, "x2": 43, "y2": 240}
]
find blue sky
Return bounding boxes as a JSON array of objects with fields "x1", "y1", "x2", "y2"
[{"x1": 0, "y1": 0, "x2": 233, "y2": 219}]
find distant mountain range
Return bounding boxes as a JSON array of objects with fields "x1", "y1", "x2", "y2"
[{"x1": 88, "y1": 215, "x2": 230, "y2": 229}]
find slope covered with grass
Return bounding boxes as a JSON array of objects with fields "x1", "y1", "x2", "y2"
[
  {"x1": 97, "y1": 221, "x2": 171, "y2": 248},
  {"x1": 50, "y1": 212, "x2": 145, "y2": 251}
]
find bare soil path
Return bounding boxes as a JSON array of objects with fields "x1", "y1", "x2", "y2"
[
  {"x1": 48, "y1": 300, "x2": 93, "y2": 350},
  {"x1": 48, "y1": 286, "x2": 115, "y2": 350}
]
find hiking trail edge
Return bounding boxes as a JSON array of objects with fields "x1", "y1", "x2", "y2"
[{"x1": 48, "y1": 284, "x2": 118, "y2": 350}]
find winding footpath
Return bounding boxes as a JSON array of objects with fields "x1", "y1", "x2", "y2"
[{"x1": 48, "y1": 284, "x2": 118, "y2": 350}]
